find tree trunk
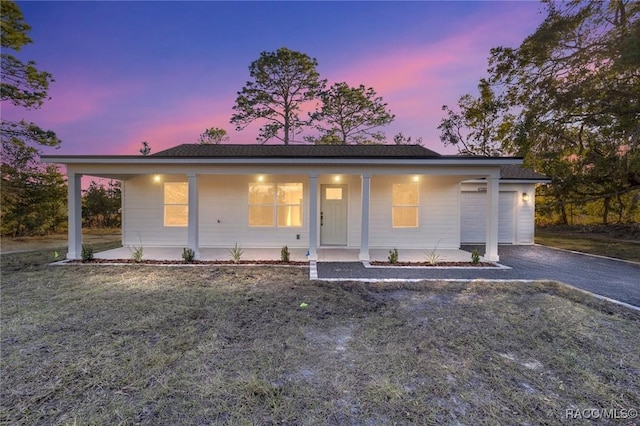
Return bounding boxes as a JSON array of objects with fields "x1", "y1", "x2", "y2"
[
  {"x1": 602, "y1": 196, "x2": 610, "y2": 224},
  {"x1": 283, "y1": 120, "x2": 290, "y2": 145},
  {"x1": 559, "y1": 201, "x2": 569, "y2": 225}
]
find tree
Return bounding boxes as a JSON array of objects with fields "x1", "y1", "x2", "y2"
[
  {"x1": 393, "y1": 132, "x2": 423, "y2": 146},
  {"x1": 231, "y1": 47, "x2": 326, "y2": 144},
  {"x1": 197, "y1": 127, "x2": 229, "y2": 144},
  {"x1": 438, "y1": 79, "x2": 513, "y2": 156},
  {"x1": 490, "y1": 0, "x2": 639, "y2": 223},
  {"x1": 83, "y1": 180, "x2": 121, "y2": 228},
  {"x1": 1, "y1": 0, "x2": 66, "y2": 236},
  {"x1": 310, "y1": 82, "x2": 395, "y2": 145},
  {"x1": 440, "y1": 0, "x2": 639, "y2": 223},
  {"x1": 139, "y1": 141, "x2": 150, "y2": 155}
]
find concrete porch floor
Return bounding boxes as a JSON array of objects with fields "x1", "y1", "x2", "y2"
[{"x1": 93, "y1": 246, "x2": 477, "y2": 263}]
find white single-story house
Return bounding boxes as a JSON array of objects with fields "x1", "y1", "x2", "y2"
[{"x1": 43, "y1": 144, "x2": 548, "y2": 262}]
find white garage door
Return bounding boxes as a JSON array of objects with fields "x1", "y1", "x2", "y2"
[{"x1": 460, "y1": 192, "x2": 515, "y2": 243}]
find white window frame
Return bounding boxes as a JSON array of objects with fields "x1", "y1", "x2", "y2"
[
  {"x1": 248, "y1": 182, "x2": 303, "y2": 228},
  {"x1": 392, "y1": 182, "x2": 419, "y2": 228},
  {"x1": 163, "y1": 182, "x2": 189, "y2": 227}
]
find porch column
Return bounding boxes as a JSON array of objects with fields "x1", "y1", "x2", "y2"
[
  {"x1": 308, "y1": 173, "x2": 318, "y2": 260},
  {"x1": 187, "y1": 173, "x2": 199, "y2": 258},
  {"x1": 67, "y1": 172, "x2": 82, "y2": 259},
  {"x1": 485, "y1": 176, "x2": 499, "y2": 262},
  {"x1": 359, "y1": 173, "x2": 371, "y2": 261}
]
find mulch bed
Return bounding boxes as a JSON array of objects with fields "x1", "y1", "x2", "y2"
[
  {"x1": 68, "y1": 259, "x2": 308, "y2": 266},
  {"x1": 369, "y1": 261, "x2": 497, "y2": 267}
]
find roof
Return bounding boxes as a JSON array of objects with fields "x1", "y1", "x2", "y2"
[
  {"x1": 152, "y1": 143, "x2": 442, "y2": 158},
  {"x1": 500, "y1": 165, "x2": 549, "y2": 181}
]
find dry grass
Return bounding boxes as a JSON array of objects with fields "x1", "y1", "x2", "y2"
[
  {"x1": 0, "y1": 229, "x2": 121, "y2": 254},
  {"x1": 536, "y1": 224, "x2": 640, "y2": 262},
  {"x1": 1, "y1": 248, "x2": 639, "y2": 425}
]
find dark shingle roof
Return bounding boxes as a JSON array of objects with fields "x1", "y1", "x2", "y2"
[
  {"x1": 152, "y1": 144, "x2": 442, "y2": 158},
  {"x1": 500, "y1": 165, "x2": 549, "y2": 181}
]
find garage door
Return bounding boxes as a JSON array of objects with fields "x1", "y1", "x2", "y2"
[{"x1": 460, "y1": 192, "x2": 515, "y2": 243}]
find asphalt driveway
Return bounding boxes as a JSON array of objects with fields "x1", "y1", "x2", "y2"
[{"x1": 316, "y1": 245, "x2": 640, "y2": 308}]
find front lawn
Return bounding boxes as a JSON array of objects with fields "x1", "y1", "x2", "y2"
[{"x1": 1, "y1": 249, "x2": 639, "y2": 424}]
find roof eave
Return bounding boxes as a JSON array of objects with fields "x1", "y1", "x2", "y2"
[{"x1": 41, "y1": 155, "x2": 523, "y2": 166}]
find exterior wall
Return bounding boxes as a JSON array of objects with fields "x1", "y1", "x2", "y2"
[
  {"x1": 123, "y1": 174, "x2": 187, "y2": 246},
  {"x1": 459, "y1": 181, "x2": 536, "y2": 244},
  {"x1": 123, "y1": 172, "x2": 468, "y2": 249},
  {"x1": 369, "y1": 175, "x2": 461, "y2": 250},
  {"x1": 199, "y1": 174, "x2": 309, "y2": 248},
  {"x1": 123, "y1": 173, "x2": 310, "y2": 248}
]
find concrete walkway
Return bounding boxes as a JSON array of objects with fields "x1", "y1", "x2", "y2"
[{"x1": 316, "y1": 245, "x2": 640, "y2": 308}]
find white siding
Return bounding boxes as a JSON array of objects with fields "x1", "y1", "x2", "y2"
[
  {"x1": 123, "y1": 174, "x2": 310, "y2": 248},
  {"x1": 199, "y1": 174, "x2": 309, "y2": 248},
  {"x1": 123, "y1": 175, "x2": 187, "y2": 246},
  {"x1": 369, "y1": 176, "x2": 460, "y2": 250}
]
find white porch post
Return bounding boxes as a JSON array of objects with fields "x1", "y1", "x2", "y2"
[
  {"x1": 359, "y1": 173, "x2": 371, "y2": 261},
  {"x1": 67, "y1": 172, "x2": 82, "y2": 259},
  {"x1": 485, "y1": 176, "x2": 500, "y2": 262},
  {"x1": 308, "y1": 173, "x2": 318, "y2": 261},
  {"x1": 187, "y1": 173, "x2": 199, "y2": 258}
]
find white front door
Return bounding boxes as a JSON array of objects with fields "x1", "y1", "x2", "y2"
[{"x1": 321, "y1": 184, "x2": 348, "y2": 245}]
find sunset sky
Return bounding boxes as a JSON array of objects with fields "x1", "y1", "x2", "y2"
[{"x1": 6, "y1": 1, "x2": 546, "y2": 156}]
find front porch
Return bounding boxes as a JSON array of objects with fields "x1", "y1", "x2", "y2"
[{"x1": 94, "y1": 246, "x2": 479, "y2": 263}]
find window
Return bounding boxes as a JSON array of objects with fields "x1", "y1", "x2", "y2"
[
  {"x1": 392, "y1": 182, "x2": 418, "y2": 227},
  {"x1": 325, "y1": 187, "x2": 343, "y2": 200},
  {"x1": 248, "y1": 183, "x2": 275, "y2": 227},
  {"x1": 249, "y1": 182, "x2": 303, "y2": 227},
  {"x1": 277, "y1": 183, "x2": 303, "y2": 227},
  {"x1": 164, "y1": 182, "x2": 188, "y2": 226}
]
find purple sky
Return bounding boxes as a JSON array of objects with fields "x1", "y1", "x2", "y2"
[{"x1": 5, "y1": 1, "x2": 545, "y2": 156}]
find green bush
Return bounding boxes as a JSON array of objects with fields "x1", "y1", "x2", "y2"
[
  {"x1": 471, "y1": 249, "x2": 481, "y2": 265},
  {"x1": 182, "y1": 248, "x2": 196, "y2": 263},
  {"x1": 81, "y1": 245, "x2": 94, "y2": 262},
  {"x1": 281, "y1": 246, "x2": 290, "y2": 262},
  {"x1": 388, "y1": 248, "x2": 399, "y2": 264}
]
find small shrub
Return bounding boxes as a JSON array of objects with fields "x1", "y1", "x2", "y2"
[
  {"x1": 81, "y1": 245, "x2": 94, "y2": 262},
  {"x1": 182, "y1": 248, "x2": 196, "y2": 263},
  {"x1": 425, "y1": 240, "x2": 441, "y2": 266},
  {"x1": 281, "y1": 246, "x2": 290, "y2": 263},
  {"x1": 388, "y1": 248, "x2": 399, "y2": 264},
  {"x1": 471, "y1": 248, "x2": 481, "y2": 265},
  {"x1": 129, "y1": 245, "x2": 144, "y2": 263},
  {"x1": 425, "y1": 249, "x2": 440, "y2": 265},
  {"x1": 229, "y1": 243, "x2": 243, "y2": 264}
]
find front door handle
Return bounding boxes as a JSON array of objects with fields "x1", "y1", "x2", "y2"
[{"x1": 320, "y1": 211, "x2": 323, "y2": 226}]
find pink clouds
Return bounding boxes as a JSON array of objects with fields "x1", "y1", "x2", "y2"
[
  {"x1": 1, "y1": 77, "x2": 137, "y2": 128},
  {"x1": 317, "y1": 5, "x2": 543, "y2": 153},
  {"x1": 122, "y1": 96, "x2": 237, "y2": 154}
]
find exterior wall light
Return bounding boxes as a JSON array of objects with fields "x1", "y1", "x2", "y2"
[
  {"x1": 258, "y1": 175, "x2": 264, "y2": 182},
  {"x1": 412, "y1": 175, "x2": 420, "y2": 182},
  {"x1": 334, "y1": 176, "x2": 341, "y2": 182},
  {"x1": 153, "y1": 175, "x2": 161, "y2": 182},
  {"x1": 522, "y1": 192, "x2": 530, "y2": 202}
]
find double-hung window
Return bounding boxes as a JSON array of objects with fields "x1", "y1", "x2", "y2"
[
  {"x1": 249, "y1": 182, "x2": 303, "y2": 227},
  {"x1": 392, "y1": 182, "x2": 418, "y2": 227},
  {"x1": 164, "y1": 182, "x2": 188, "y2": 226}
]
